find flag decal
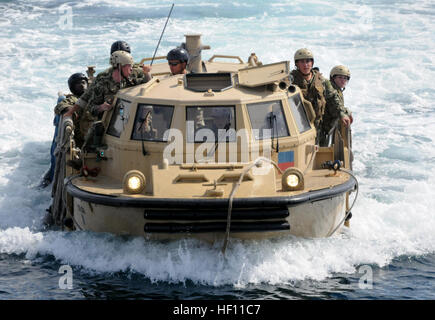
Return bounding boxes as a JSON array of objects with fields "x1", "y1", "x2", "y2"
[{"x1": 278, "y1": 150, "x2": 294, "y2": 171}]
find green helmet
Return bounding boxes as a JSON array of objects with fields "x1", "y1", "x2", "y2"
[
  {"x1": 330, "y1": 65, "x2": 351, "y2": 79},
  {"x1": 294, "y1": 48, "x2": 314, "y2": 62},
  {"x1": 110, "y1": 50, "x2": 134, "y2": 68}
]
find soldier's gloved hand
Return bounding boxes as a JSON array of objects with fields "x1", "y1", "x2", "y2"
[
  {"x1": 97, "y1": 102, "x2": 113, "y2": 113},
  {"x1": 142, "y1": 65, "x2": 151, "y2": 73},
  {"x1": 64, "y1": 104, "x2": 80, "y2": 118},
  {"x1": 341, "y1": 116, "x2": 352, "y2": 128}
]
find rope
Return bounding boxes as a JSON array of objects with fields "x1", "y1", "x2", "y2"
[
  {"x1": 326, "y1": 168, "x2": 359, "y2": 237},
  {"x1": 220, "y1": 155, "x2": 358, "y2": 251},
  {"x1": 61, "y1": 173, "x2": 82, "y2": 230},
  {"x1": 221, "y1": 157, "x2": 283, "y2": 254},
  {"x1": 51, "y1": 117, "x2": 72, "y2": 225},
  {"x1": 51, "y1": 116, "x2": 82, "y2": 228},
  {"x1": 51, "y1": 146, "x2": 66, "y2": 225}
]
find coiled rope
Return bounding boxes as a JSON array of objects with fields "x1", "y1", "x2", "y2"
[{"x1": 51, "y1": 116, "x2": 83, "y2": 229}]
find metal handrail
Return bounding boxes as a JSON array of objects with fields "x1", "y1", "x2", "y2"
[
  {"x1": 138, "y1": 56, "x2": 167, "y2": 65},
  {"x1": 208, "y1": 54, "x2": 244, "y2": 64}
]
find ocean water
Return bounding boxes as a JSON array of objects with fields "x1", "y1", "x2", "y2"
[{"x1": 0, "y1": 0, "x2": 434, "y2": 300}]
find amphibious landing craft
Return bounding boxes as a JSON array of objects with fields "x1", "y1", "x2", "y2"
[{"x1": 50, "y1": 35, "x2": 358, "y2": 247}]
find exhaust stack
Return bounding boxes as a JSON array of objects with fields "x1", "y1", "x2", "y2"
[{"x1": 184, "y1": 34, "x2": 210, "y2": 73}]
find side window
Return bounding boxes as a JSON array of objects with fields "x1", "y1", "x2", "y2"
[
  {"x1": 289, "y1": 94, "x2": 311, "y2": 133},
  {"x1": 247, "y1": 100, "x2": 289, "y2": 140},
  {"x1": 186, "y1": 106, "x2": 236, "y2": 142},
  {"x1": 107, "y1": 99, "x2": 132, "y2": 138},
  {"x1": 131, "y1": 104, "x2": 174, "y2": 142}
]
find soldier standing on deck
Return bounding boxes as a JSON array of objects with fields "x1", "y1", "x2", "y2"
[
  {"x1": 40, "y1": 73, "x2": 89, "y2": 188},
  {"x1": 290, "y1": 48, "x2": 327, "y2": 142},
  {"x1": 110, "y1": 40, "x2": 151, "y2": 85},
  {"x1": 55, "y1": 73, "x2": 93, "y2": 148},
  {"x1": 319, "y1": 65, "x2": 353, "y2": 146},
  {"x1": 75, "y1": 50, "x2": 151, "y2": 118},
  {"x1": 64, "y1": 47, "x2": 151, "y2": 119}
]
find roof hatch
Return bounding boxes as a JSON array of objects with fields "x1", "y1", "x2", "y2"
[{"x1": 184, "y1": 72, "x2": 233, "y2": 92}]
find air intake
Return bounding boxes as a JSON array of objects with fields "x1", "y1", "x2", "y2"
[{"x1": 184, "y1": 73, "x2": 233, "y2": 92}]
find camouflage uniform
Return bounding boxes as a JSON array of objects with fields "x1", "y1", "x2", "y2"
[
  {"x1": 76, "y1": 66, "x2": 151, "y2": 117},
  {"x1": 290, "y1": 69, "x2": 327, "y2": 130},
  {"x1": 318, "y1": 80, "x2": 352, "y2": 146},
  {"x1": 54, "y1": 94, "x2": 94, "y2": 148},
  {"x1": 323, "y1": 80, "x2": 352, "y2": 132},
  {"x1": 132, "y1": 63, "x2": 149, "y2": 81}
]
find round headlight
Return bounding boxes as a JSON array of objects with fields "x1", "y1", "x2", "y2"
[
  {"x1": 123, "y1": 170, "x2": 146, "y2": 194},
  {"x1": 127, "y1": 176, "x2": 142, "y2": 191},
  {"x1": 286, "y1": 174, "x2": 300, "y2": 188},
  {"x1": 282, "y1": 168, "x2": 304, "y2": 191}
]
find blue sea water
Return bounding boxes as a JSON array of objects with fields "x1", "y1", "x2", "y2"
[{"x1": 0, "y1": 0, "x2": 434, "y2": 300}]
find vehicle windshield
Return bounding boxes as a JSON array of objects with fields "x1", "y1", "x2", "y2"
[
  {"x1": 186, "y1": 106, "x2": 236, "y2": 142},
  {"x1": 289, "y1": 94, "x2": 311, "y2": 133},
  {"x1": 131, "y1": 104, "x2": 174, "y2": 142},
  {"x1": 247, "y1": 100, "x2": 289, "y2": 140},
  {"x1": 107, "y1": 99, "x2": 132, "y2": 138}
]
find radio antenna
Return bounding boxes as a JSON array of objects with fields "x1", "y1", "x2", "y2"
[{"x1": 150, "y1": 3, "x2": 174, "y2": 66}]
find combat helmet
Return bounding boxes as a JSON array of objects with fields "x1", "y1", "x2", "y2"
[
  {"x1": 68, "y1": 73, "x2": 88, "y2": 96},
  {"x1": 110, "y1": 40, "x2": 131, "y2": 54},
  {"x1": 110, "y1": 50, "x2": 134, "y2": 68},
  {"x1": 330, "y1": 65, "x2": 351, "y2": 79},
  {"x1": 166, "y1": 48, "x2": 190, "y2": 63},
  {"x1": 294, "y1": 48, "x2": 314, "y2": 62}
]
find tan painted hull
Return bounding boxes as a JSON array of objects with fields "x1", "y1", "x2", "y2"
[
  {"x1": 71, "y1": 193, "x2": 346, "y2": 241},
  {"x1": 287, "y1": 194, "x2": 346, "y2": 237}
]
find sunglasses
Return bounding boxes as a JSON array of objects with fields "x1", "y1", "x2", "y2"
[{"x1": 168, "y1": 62, "x2": 181, "y2": 66}]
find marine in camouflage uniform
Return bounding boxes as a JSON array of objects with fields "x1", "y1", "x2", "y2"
[
  {"x1": 76, "y1": 64, "x2": 151, "y2": 117},
  {"x1": 290, "y1": 68, "x2": 327, "y2": 129},
  {"x1": 321, "y1": 81, "x2": 352, "y2": 140},
  {"x1": 55, "y1": 94, "x2": 94, "y2": 148},
  {"x1": 319, "y1": 65, "x2": 353, "y2": 146},
  {"x1": 40, "y1": 73, "x2": 89, "y2": 188},
  {"x1": 75, "y1": 50, "x2": 151, "y2": 117},
  {"x1": 110, "y1": 40, "x2": 151, "y2": 80},
  {"x1": 290, "y1": 48, "x2": 327, "y2": 134}
]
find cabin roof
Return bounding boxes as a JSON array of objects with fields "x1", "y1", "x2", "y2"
[{"x1": 118, "y1": 72, "x2": 286, "y2": 105}]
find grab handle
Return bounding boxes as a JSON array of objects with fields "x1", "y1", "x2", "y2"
[{"x1": 208, "y1": 55, "x2": 244, "y2": 64}]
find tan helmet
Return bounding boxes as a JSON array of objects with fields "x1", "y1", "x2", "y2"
[
  {"x1": 294, "y1": 48, "x2": 314, "y2": 62},
  {"x1": 110, "y1": 50, "x2": 134, "y2": 68},
  {"x1": 330, "y1": 65, "x2": 351, "y2": 79}
]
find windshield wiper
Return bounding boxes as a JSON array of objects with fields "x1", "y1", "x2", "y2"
[
  {"x1": 268, "y1": 112, "x2": 279, "y2": 152},
  {"x1": 207, "y1": 121, "x2": 232, "y2": 159},
  {"x1": 137, "y1": 112, "x2": 151, "y2": 156}
]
